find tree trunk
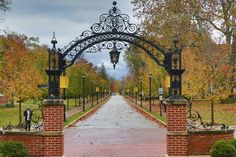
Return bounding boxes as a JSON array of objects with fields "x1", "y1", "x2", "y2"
[{"x1": 230, "y1": 34, "x2": 236, "y2": 93}]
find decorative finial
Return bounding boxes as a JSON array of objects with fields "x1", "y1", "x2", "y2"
[
  {"x1": 172, "y1": 34, "x2": 179, "y2": 48},
  {"x1": 51, "y1": 32, "x2": 57, "y2": 48},
  {"x1": 113, "y1": 1, "x2": 117, "y2": 6},
  {"x1": 53, "y1": 31, "x2": 56, "y2": 38},
  {"x1": 172, "y1": 39, "x2": 178, "y2": 48}
]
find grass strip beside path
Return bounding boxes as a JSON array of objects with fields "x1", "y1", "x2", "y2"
[
  {"x1": 64, "y1": 106, "x2": 94, "y2": 127},
  {"x1": 125, "y1": 96, "x2": 166, "y2": 125},
  {"x1": 64, "y1": 96, "x2": 110, "y2": 128}
]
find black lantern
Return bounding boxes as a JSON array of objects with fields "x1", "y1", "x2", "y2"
[{"x1": 109, "y1": 45, "x2": 120, "y2": 69}]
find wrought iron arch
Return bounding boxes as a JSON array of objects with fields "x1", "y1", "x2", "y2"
[
  {"x1": 62, "y1": 32, "x2": 166, "y2": 69},
  {"x1": 46, "y1": 1, "x2": 185, "y2": 100}
]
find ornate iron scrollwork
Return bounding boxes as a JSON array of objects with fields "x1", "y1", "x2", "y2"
[
  {"x1": 3, "y1": 106, "x2": 44, "y2": 131},
  {"x1": 83, "y1": 41, "x2": 129, "y2": 54},
  {"x1": 186, "y1": 98, "x2": 229, "y2": 130},
  {"x1": 91, "y1": 1, "x2": 140, "y2": 34},
  {"x1": 61, "y1": 1, "x2": 166, "y2": 68},
  {"x1": 46, "y1": 1, "x2": 185, "y2": 99}
]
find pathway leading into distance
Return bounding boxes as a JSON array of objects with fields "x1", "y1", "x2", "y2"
[{"x1": 64, "y1": 95, "x2": 167, "y2": 157}]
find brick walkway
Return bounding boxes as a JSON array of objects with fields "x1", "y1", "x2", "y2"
[{"x1": 64, "y1": 95, "x2": 167, "y2": 157}]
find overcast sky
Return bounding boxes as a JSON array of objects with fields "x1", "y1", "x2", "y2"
[{"x1": 0, "y1": 0, "x2": 139, "y2": 79}]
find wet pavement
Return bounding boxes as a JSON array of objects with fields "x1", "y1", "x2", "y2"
[{"x1": 64, "y1": 95, "x2": 167, "y2": 157}]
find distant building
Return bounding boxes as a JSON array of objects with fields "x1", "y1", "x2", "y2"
[{"x1": 0, "y1": 93, "x2": 8, "y2": 105}]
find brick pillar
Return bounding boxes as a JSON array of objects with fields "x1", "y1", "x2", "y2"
[
  {"x1": 165, "y1": 97, "x2": 188, "y2": 156},
  {"x1": 43, "y1": 99, "x2": 64, "y2": 157}
]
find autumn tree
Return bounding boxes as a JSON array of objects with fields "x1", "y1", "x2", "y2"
[
  {"x1": 31, "y1": 46, "x2": 48, "y2": 98},
  {"x1": 131, "y1": 0, "x2": 236, "y2": 96},
  {"x1": 66, "y1": 58, "x2": 111, "y2": 98},
  {"x1": 0, "y1": 33, "x2": 43, "y2": 102}
]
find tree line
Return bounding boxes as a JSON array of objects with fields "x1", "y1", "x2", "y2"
[
  {"x1": 122, "y1": 0, "x2": 236, "y2": 100},
  {"x1": 0, "y1": 33, "x2": 111, "y2": 103}
]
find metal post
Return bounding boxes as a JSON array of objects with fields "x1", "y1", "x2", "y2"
[
  {"x1": 211, "y1": 99, "x2": 214, "y2": 124},
  {"x1": 97, "y1": 92, "x2": 99, "y2": 105},
  {"x1": 159, "y1": 87, "x2": 164, "y2": 116},
  {"x1": 19, "y1": 100, "x2": 22, "y2": 124},
  {"x1": 82, "y1": 74, "x2": 86, "y2": 112},
  {"x1": 100, "y1": 86, "x2": 103, "y2": 102},
  {"x1": 64, "y1": 104, "x2": 66, "y2": 121},
  {"x1": 74, "y1": 98, "x2": 77, "y2": 108},
  {"x1": 149, "y1": 74, "x2": 152, "y2": 112},
  {"x1": 132, "y1": 88, "x2": 134, "y2": 102},
  {"x1": 140, "y1": 79, "x2": 143, "y2": 107},
  {"x1": 135, "y1": 85, "x2": 138, "y2": 105},
  {"x1": 63, "y1": 74, "x2": 66, "y2": 121},
  {"x1": 91, "y1": 81, "x2": 94, "y2": 107},
  {"x1": 160, "y1": 100, "x2": 163, "y2": 116},
  {"x1": 67, "y1": 99, "x2": 69, "y2": 110}
]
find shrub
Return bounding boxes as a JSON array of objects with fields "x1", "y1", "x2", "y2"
[
  {"x1": 220, "y1": 97, "x2": 236, "y2": 104},
  {"x1": 211, "y1": 140, "x2": 236, "y2": 157},
  {"x1": 4, "y1": 103, "x2": 14, "y2": 107},
  {"x1": 0, "y1": 141, "x2": 28, "y2": 157},
  {"x1": 229, "y1": 139, "x2": 236, "y2": 148}
]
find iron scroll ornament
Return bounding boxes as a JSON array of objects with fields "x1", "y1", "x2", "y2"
[
  {"x1": 47, "y1": 1, "x2": 185, "y2": 98},
  {"x1": 185, "y1": 97, "x2": 229, "y2": 130},
  {"x1": 3, "y1": 108, "x2": 44, "y2": 131},
  {"x1": 60, "y1": 1, "x2": 166, "y2": 67}
]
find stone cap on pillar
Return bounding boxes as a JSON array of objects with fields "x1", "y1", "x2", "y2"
[
  {"x1": 164, "y1": 96, "x2": 187, "y2": 105},
  {"x1": 43, "y1": 99, "x2": 65, "y2": 106}
]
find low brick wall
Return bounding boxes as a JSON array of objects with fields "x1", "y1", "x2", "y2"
[
  {"x1": 187, "y1": 129, "x2": 235, "y2": 155},
  {"x1": 0, "y1": 131, "x2": 44, "y2": 156}
]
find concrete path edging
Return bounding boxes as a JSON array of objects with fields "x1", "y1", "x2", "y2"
[{"x1": 64, "y1": 97, "x2": 111, "y2": 129}]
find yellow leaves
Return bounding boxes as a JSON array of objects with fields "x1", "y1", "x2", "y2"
[
  {"x1": 0, "y1": 34, "x2": 43, "y2": 100},
  {"x1": 182, "y1": 48, "x2": 209, "y2": 98}
]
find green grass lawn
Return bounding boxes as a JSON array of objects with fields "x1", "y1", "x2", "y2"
[
  {"x1": 65, "y1": 97, "x2": 99, "y2": 110},
  {"x1": 0, "y1": 101, "x2": 40, "y2": 127},
  {"x1": 127, "y1": 96, "x2": 236, "y2": 126},
  {"x1": 191, "y1": 100, "x2": 236, "y2": 126},
  {"x1": 0, "y1": 97, "x2": 105, "y2": 127},
  {"x1": 133, "y1": 103, "x2": 166, "y2": 123}
]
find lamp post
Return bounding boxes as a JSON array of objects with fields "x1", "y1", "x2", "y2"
[
  {"x1": 140, "y1": 79, "x2": 143, "y2": 107},
  {"x1": 135, "y1": 85, "x2": 138, "y2": 105},
  {"x1": 210, "y1": 85, "x2": 215, "y2": 124},
  {"x1": 149, "y1": 74, "x2": 152, "y2": 112},
  {"x1": 159, "y1": 87, "x2": 164, "y2": 116},
  {"x1": 18, "y1": 99, "x2": 23, "y2": 124},
  {"x1": 91, "y1": 81, "x2": 94, "y2": 107},
  {"x1": 100, "y1": 85, "x2": 103, "y2": 102},
  {"x1": 104, "y1": 88, "x2": 107, "y2": 99},
  {"x1": 96, "y1": 84, "x2": 99, "y2": 105},
  {"x1": 82, "y1": 74, "x2": 86, "y2": 112},
  {"x1": 131, "y1": 88, "x2": 134, "y2": 102}
]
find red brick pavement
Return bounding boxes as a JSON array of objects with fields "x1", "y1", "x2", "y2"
[{"x1": 64, "y1": 128, "x2": 167, "y2": 157}]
